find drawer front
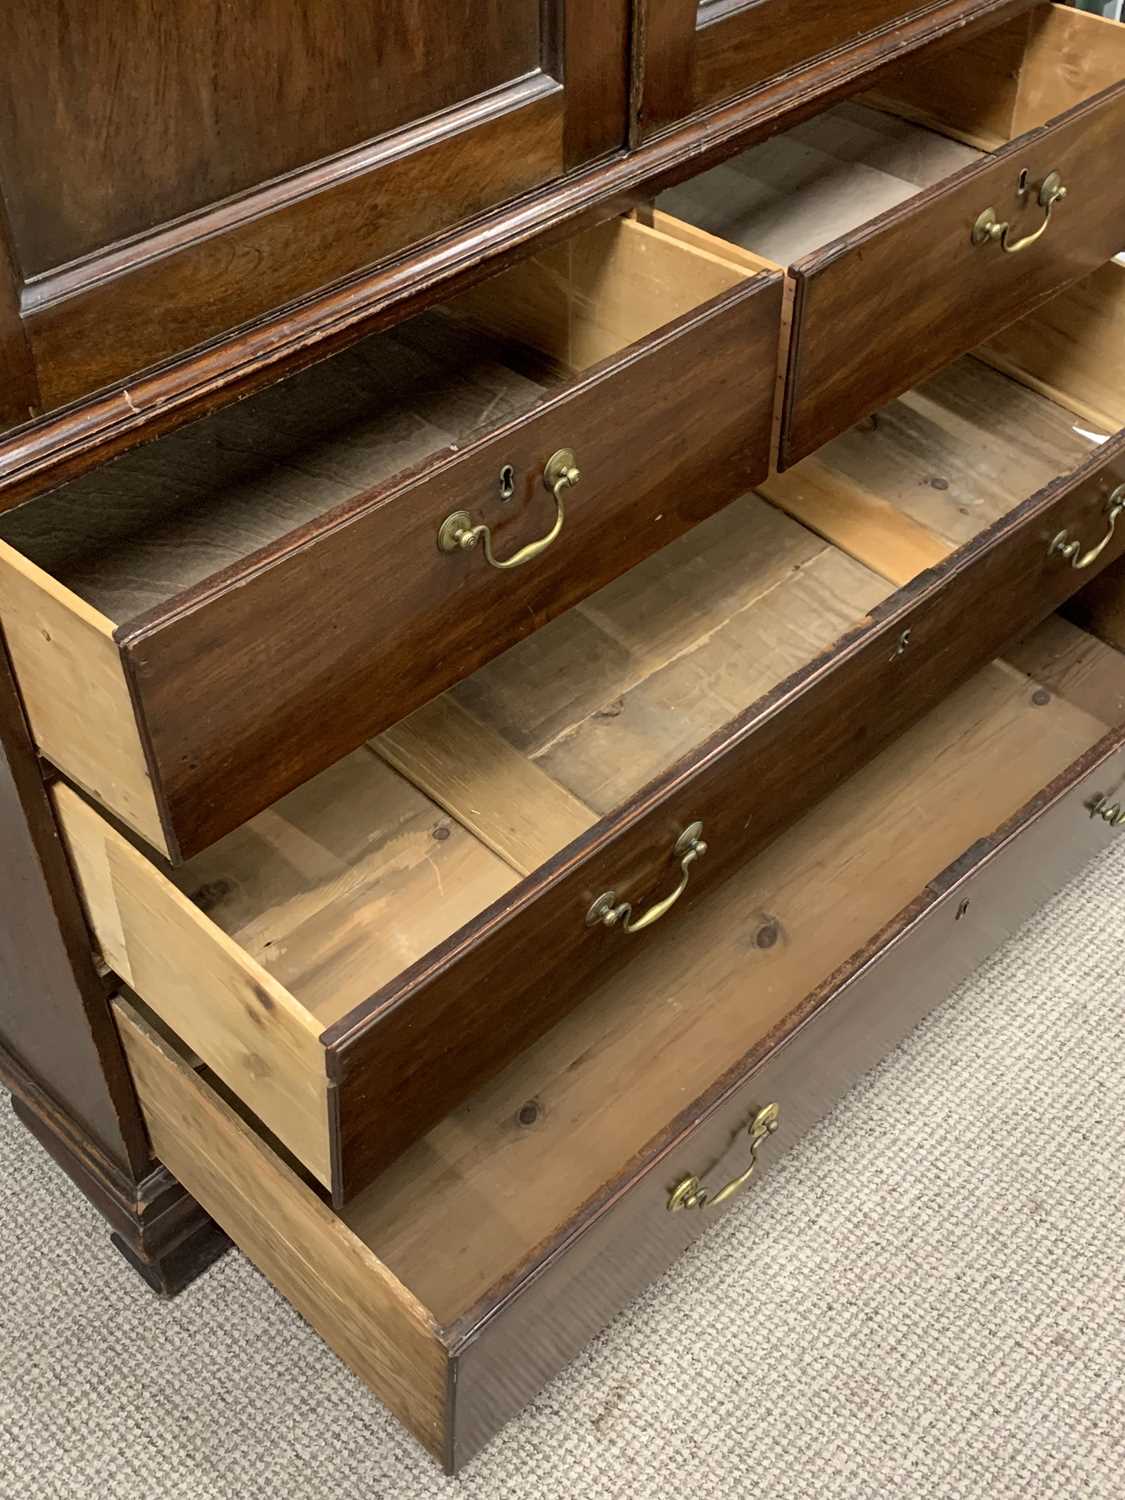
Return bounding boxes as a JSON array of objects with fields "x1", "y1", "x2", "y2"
[
  {"x1": 324, "y1": 430, "x2": 1125, "y2": 1200},
  {"x1": 114, "y1": 727, "x2": 1125, "y2": 1471},
  {"x1": 779, "y1": 82, "x2": 1125, "y2": 467},
  {"x1": 120, "y1": 272, "x2": 780, "y2": 861},
  {"x1": 451, "y1": 726, "x2": 1125, "y2": 1467}
]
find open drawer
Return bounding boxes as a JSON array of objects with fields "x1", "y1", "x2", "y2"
[
  {"x1": 114, "y1": 616, "x2": 1125, "y2": 1470},
  {"x1": 0, "y1": 216, "x2": 780, "y2": 860},
  {"x1": 55, "y1": 270, "x2": 1125, "y2": 1205},
  {"x1": 658, "y1": 3, "x2": 1125, "y2": 467}
]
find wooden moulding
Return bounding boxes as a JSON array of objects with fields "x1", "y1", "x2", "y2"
[{"x1": 0, "y1": 0, "x2": 1036, "y2": 512}]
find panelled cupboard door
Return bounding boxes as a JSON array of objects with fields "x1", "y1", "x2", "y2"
[
  {"x1": 0, "y1": 0, "x2": 628, "y2": 425},
  {"x1": 632, "y1": 0, "x2": 1025, "y2": 142}
]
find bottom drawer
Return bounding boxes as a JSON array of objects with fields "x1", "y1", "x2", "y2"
[{"x1": 115, "y1": 620, "x2": 1125, "y2": 1473}]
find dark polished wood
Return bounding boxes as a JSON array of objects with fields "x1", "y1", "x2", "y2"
[
  {"x1": 0, "y1": 636, "x2": 220, "y2": 1290},
  {"x1": 448, "y1": 725, "x2": 1125, "y2": 1467},
  {"x1": 120, "y1": 274, "x2": 781, "y2": 860},
  {"x1": 0, "y1": 210, "x2": 36, "y2": 430},
  {"x1": 2, "y1": 2, "x2": 546, "y2": 273},
  {"x1": 0, "y1": 2, "x2": 629, "y2": 413},
  {"x1": 636, "y1": 0, "x2": 974, "y2": 142},
  {"x1": 780, "y1": 83, "x2": 1125, "y2": 466},
  {"x1": 324, "y1": 430, "x2": 1125, "y2": 1201},
  {"x1": 6, "y1": 1049, "x2": 226, "y2": 1294},
  {"x1": 0, "y1": 640, "x2": 147, "y2": 1173},
  {"x1": 0, "y1": 0, "x2": 1033, "y2": 513}
]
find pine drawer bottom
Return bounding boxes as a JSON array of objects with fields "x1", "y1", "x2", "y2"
[{"x1": 114, "y1": 618, "x2": 1125, "y2": 1473}]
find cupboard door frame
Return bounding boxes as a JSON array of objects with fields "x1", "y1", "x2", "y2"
[
  {"x1": 0, "y1": 0, "x2": 629, "y2": 416},
  {"x1": 632, "y1": 0, "x2": 1034, "y2": 142}
]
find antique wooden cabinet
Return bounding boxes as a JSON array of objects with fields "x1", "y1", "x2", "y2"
[{"x1": 1, "y1": 0, "x2": 1124, "y2": 1472}]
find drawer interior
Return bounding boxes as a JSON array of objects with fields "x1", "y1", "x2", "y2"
[
  {"x1": 158, "y1": 267, "x2": 1125, "y2": 1025},
  {"x1": 657, "y1": 2, "x2": 1124, "y2": 469},
  {"x1": 55, "y1": 260, "x2": 1125, "y2": 1191},
  {"x1": 760, "y1": 256, "x2": 1125, "y2": 585},
  {"x1": 0, "y1": 217, "x2": 753, "y2": 625},
  {"x1": 659, "y1": 4, "x2": 1123, "y2": 276},
  {"x1": 120, "y1": 614, "x2": 1125, "y2": 1349}
]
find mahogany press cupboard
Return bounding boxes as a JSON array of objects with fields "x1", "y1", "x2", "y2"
[{"x1": 1, "y1": 0, "x2": 1124, "y2": 1472}]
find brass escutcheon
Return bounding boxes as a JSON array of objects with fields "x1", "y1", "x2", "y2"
[
  {"x1": 668, "y1": 1103, "x2": 781, "y2": 1212},
  {"x1": 437, "y1": 449, "x2": 580, "y2": 570}
]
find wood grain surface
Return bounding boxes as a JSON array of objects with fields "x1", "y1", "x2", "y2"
[
  {"x1": 112, "y1": 634, "x2": 1125, "y2": 1469},
  {"x1": 115, "y1": 1002, "x2": 451, "y2": 1464},
  {"x1": 120, "y1": 266, "x2": 779, "y2": 859},
  {"x1": 0, "y1": 0, "x2": 1034, "y2": 505},
  {"x1": 323, "y1": 428, "x2": 1125, "y2": 1200},
  {"x1": 781, "y1": 81, "x2": 1125, "y2": 463}
]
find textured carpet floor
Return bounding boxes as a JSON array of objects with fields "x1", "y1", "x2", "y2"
[{"x1": 2, "y1": 839, "x2": 1124, "y2": 1499}]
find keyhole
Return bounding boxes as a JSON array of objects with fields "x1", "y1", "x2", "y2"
[
  {"x1": 1017, "y1": 167, "x2": 1029, "y2": 198},
  {"x1": 499, "y1": 464, "x2": 515, "y2": 502}
]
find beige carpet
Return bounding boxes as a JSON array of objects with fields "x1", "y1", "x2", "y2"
[{"x1": 3, "y1": 837, "x2": 1124, "y2": 1499}]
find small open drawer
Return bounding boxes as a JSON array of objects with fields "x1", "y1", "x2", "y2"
[
  {"x1": 56, "y1": 264, "x2": 1125, "y2": 1205},
  {"x1": 114, "y1": 616, "x2": 1125, "y2": 1470},
  {"x1": 0, "y1": 215, "x2": 780, "y2": 860},
  {"x1": 658, "y1": 3, "x2": 1125, "y2": 467}
]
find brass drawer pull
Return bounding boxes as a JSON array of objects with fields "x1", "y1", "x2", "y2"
[
  {"x1": 586, "y1": 822, "x2": 707, "y2": 934},
  {"x1": 1089, "y1": 794, "x2": 1125, "y2": 828},
  {"x1": 437, "y1": 448, "x2": 580, "y2": 571},
  {"x1": 1050, "y1": 485, "x2": 1125, "y2": 571},
  {"x1": 668, "y1": 1103, "x2": 781, "y2": 1212},
  {"x1": 972, "y1": 169, "x2": 1067, "y2": 255}
]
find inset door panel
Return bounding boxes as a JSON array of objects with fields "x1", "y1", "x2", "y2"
[
  {"x1": 633, "y1": 0, "x2": 1037, "y2": 141},
  {"x1": 0, "y1": 0, "x2": 628, "y2": 418}
]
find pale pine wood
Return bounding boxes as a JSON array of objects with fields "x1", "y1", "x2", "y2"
[
  {"x1": 114, "y1": 1002, "x2": 451, "y2": 1462},
  {"x1": 1012, "y1": 4, "x2": 1125, "y2": 135},
  {"x1": 0, "y1": 540, "x2": 166, "y2": 852},
  {"x1": 976, "y1": 260, "x2": 1125, "y2": 436},
  {"x1": 1008, "y1": 615, "x2": 1125, "y2": 727},
  {"x1": 645, "y1": 209, "x2": 781, "y2": 275},
  {"x1": 758, "y1": 460, "x2": 950, "y2": 587},
  {"x1": 342, "y1": 660, "x2": 1112, "y2": 1321},
  {"x1": 448, "y1": 216, "x2": 751, "y2": 372},
  {"x1": 759, "y1": 356, "x2": 1097, "y2": 585},
  {"x1": 54, "y1": 783, "x2": 333, "y2": 1187},
  {"x1": 169, "y1": 747, "x2": 518, "y2": 1027},
  {"x1": 657, "y1": 102, "x2": 981, "y2": 267},
  {"x1": 534, "y1": 548, "x2": 889, "y2": 814},
  {"x1": 453, "y1": 498, "x2": 828, "y2": 756},
  {"x1": 373, "y1": 697, "x2": 596, "y2": 877}
]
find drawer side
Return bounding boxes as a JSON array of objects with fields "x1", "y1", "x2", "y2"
[
  {"x1": 0, "y1": 541, "x2": 166, "y2": 852},
  {"x1": 114, "y1": 1002, "x2": 451, "y2": 1466},
  {"x1": 55, "y1": 784, "x2": 332, "y2": 1187}
]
